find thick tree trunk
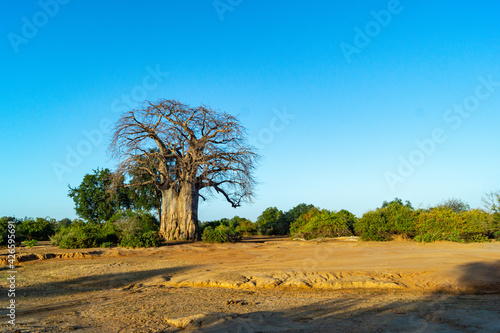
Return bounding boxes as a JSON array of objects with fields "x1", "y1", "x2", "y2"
[{"x1": 159, "y1": 183, "x2": 200, "y2": 241}]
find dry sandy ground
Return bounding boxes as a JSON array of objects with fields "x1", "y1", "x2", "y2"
[{"x1": 0, "y1": 237, "x2": 499, "y2": 332}]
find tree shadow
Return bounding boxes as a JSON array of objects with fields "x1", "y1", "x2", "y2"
[
  {"x1": 177, "y1": 261, "x2": 500, "y2": 332},
  {"x1": 240, "y1": 236, "x2": 289, "y2": 243},
  {"x1": 14, "y1": 250, "x2": 105, "y2": 263},
  {"x1": 162, "y1": 240, "x2": 197, "y2": 247},
  {"x1": 15, "y1": 265, "x2": 197, "y2": 298},
  {"x1": 455, "y1": 259, "x2": 500, "y2": 293}
]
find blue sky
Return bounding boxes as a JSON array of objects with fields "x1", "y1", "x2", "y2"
[{"x1": 1, "y1": 0, "x2": 499, "y2": 221}]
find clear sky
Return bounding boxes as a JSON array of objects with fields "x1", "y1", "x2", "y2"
[{"x1": 1, "y1": 0, "x2": 499, "y2": 221}]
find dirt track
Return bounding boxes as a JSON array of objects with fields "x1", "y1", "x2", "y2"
[{"x1": 1, "y1": 237, "x2": 499, "y2": 332}]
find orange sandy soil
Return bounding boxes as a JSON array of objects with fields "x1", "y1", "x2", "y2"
[{"x1": 0, "y1": 237, "x2": 499, "y2": 332}]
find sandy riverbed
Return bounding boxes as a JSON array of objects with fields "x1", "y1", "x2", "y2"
[{"x1": 1, "y1": 237, "x2": 499, "y2": 332}]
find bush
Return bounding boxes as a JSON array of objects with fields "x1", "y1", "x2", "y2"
[
  {"x1": 55, "y1": 218, "x2": 73, "y2": 231},
  {"x1": 200, "y1": 216, "x2": 252, "y2": 242},
  {"x1": 414, "y1": 208, "x2": 490, "y2": 243},
  {"x1": 107, "y1": 210, "x2": 161, "y2": 248},
  {"x1": 274, "y1": 204, "x2": 315, "y2": 235},
  {"x1": 289, "y1": 208, "x2": 318, "y2": 235},
  {"x1": 290, "y1": 208, "x2": 355, "y2": 240},
  {"x1": 18, "y1": 217, "x2": 56, "y2": 241},
  {"x1": 256, "y1": 207, "x2": 283, "y2": 235},
  {"x1": 50, "y1": 220, "x2": 116, "y2": 249},
  {"x1": 234, "y1": 218, "x2": 257, "y2": 236},
  {"x1": 199, "y1": 220, "x2": 223, "y2": 234},
  {"x1": 355, "y1": 199, "x2": 417, "y2": 241},
  {"x1": 355, "y1": 210, "x2": 388, "y2": 241},
  {"x1": 0, "y1": 217, "x2": 18, "y2": 246},
  {"x1": 23, "y1": 239, "x2": 38, "y2": 248},
  {"x1": 488, "y1": 213, "x2": 500, "y2": 239},
  {"x1": 119, "y1": 230, "x2": 161, "y2": 248},
  {"x1": 202, "y1": 225, "x2": 241, "y2": 243}
]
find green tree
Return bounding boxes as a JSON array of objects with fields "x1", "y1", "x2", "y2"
[
  {"x1": 290, "y1": 208, "x2": 354, "y2": 239},
  {"x1": 107, "y1": 210, "x2": 161, "y2": 248},
  {"x1": 356, "y1": 199, "x2": 417, "y2": 240},
  {"x1": 233, "y1": 217, "x2": 256, "y2": 236},
  {"x1": 56, "y1": 218, "x2": 73, "y2": 230},
  {"x1": 337, "y1": 209, "x2": 357, "y2": 234},
  {"x1": 414, "y1": 208, "x2": 489, "y2": 243},
  {"x1": 18, "y1": 217, "x2": 56, "y2": 241},
  {"x1": 68, "y1": 168, "x2": 132, "y2": 223},
  {"x1": 123, "y1": 149, "x2": 163, "y2": 222},
  {"x1": 256, "y1": 207, "x2": 283, "y2": 235},
  {"x1": 276, "y1": 203, "x2": 315, "y2": 235},
  {"x1": 0, "y1": 216, "x2": 18, "y2": 245},
  {"x1": 199, "y1": 216, "x2": 255, "y2": 237},
  {"x1": 382, "y1": 198, "x2": 413, "y2": 209}
]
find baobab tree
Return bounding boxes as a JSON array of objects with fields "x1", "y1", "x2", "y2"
[{"x1": 109, "y1": 100, "x2": 258, "y2": 241}]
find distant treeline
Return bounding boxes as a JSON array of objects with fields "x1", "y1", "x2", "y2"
[
  {"x1": 200, "y1": 196, "x2": 500, "y2": 243},
  {"x1": 2, "y1": 194, "x2": 499, "y2": 248}
]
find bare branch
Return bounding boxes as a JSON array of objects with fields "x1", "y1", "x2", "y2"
[{"x1": 108, "y1": 98, "x2": 259, "y2": 215}]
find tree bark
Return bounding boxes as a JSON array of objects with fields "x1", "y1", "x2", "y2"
[{"x1": 159, "y1": 184, "x2": 200, "y2": 241}]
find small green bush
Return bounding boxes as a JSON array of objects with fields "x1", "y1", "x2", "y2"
[
  {"x1": 0, "y1": 217, "x2": 18, "y2": 245},
  {"x1": 355, "y1": 210, "x2": 389, "y2": 241},
  {"x1": 50, "y1": 221, "x2": 116, "y2": 249},
  {"x1": 18, "y1": 217, "x2": 56, "y2": 241},
  {"x1": 202, "y1": 225, "x2": 241, "y2": 243},
  {"x1": 108, "y1": 210, "x2": 161, "y2": 248},
  {"x1": 489, "y1": 213, "x2": 500, "y2": 239},
  {"x1": 275, "y1": 204, "x2": 315, "y2": 235},
  {"x1": 119, "y1": 231, "x2": 161, "y2": 248},
  {"x1": 289, "y1": 208, "x2": 318, "y2": 235},
  {"x1": 290, "y1": 208, "x2": 355, "y2": 240},
  {"x1": 256, "y1": 207, "x2": 284, "y2": 235},
  {"x1": 200, "y1": 219, "x2": 227, "y2": 234},
  {"x1": 234, "y1": 218, "x2": 257, "y2": 236},
  {"x1": 355, "y1": 199, "x2": 417, "y2": 241},
  {"x1": 23, "y1": 239, "x2": 37, "y2": 248}
]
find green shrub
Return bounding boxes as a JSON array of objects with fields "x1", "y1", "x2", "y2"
[
  {"x1": 18, "y1": 217, "x2": 56, "y2": 241},
  {"x1": 274, "y1": 204, "x2": 315, "y2": 236},
  {"x1": 414, "y1": 208, "x2": 490, "y2": 243},
  {"x1": 200, "y1": 218, "x2": 229, "y2": 234},
  {"x1": 108, "y1": 210, "x2": 161, "y2": 248},
  {"x1": 234, "y1": 218, "x2": 257, "y2": 236},
  {"x1": 0, "y1": 217, "x2": 18, "y2": 245},
  {"x1": 355, "y1": 199, "x2": 417, "y2": 241},
  {"x1": 118, "y1": 231, "x2": 161, "y2": 248},
  {"x1": 202, "y1": 225, "x2": 241, "y2": 243},
  {"x1": 289, "y1": 208, "x2": 319, "y2": 235},
  {"x1": 50, "y1": 221, "x2": 116, "y2": 249},
  {"x1": 355, "y1": 210, "x2": 389, "y2": 241},
  {"x1": 489, "y1": 213, "x2": 500, "y2": 239},
  {"x1": 337, "y1": 209, "x2": 357, "y2": 234},
  {"x1": 23, "y1": 239, "x2": 37, "y2": 248},
  {"x1": 55, "y1": 218, "x2": 73, "y2": 231},
  {"x1": 256, "y1": 207, "x2": 284, "y2": 235},
  {"x1": 290, "y1": 208, "x2": 354, "y2": 240}
]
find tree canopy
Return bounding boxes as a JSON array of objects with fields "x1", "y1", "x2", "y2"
[
  {"x1": 108, "y1": 99, "x2": 258, "y2": 240},
  {"x1": 68, "y1": 168, "x2": 131, "y2": 223}
]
